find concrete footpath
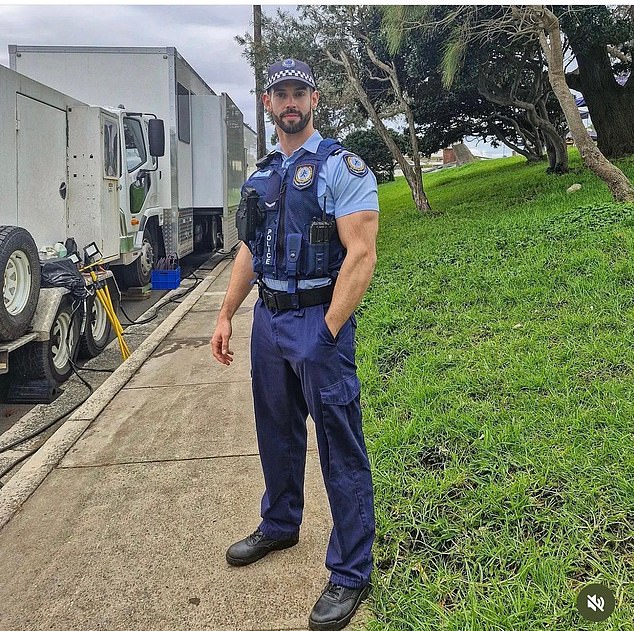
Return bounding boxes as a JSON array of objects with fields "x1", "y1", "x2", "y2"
[{"x1": 0, "y1": 262, "x2": 368, "y2": 631}]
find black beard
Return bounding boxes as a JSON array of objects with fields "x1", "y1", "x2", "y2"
[{"x1": 272, "y1": 109, "x2": 311, "y2": 134}]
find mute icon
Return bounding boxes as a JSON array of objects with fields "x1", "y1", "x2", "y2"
[
  {"x1": 577, "y1": 584, "x2": 615, "y2": 621},
  {"x1": 586, "y1": 594, "x2": 605, "y2": 612}
]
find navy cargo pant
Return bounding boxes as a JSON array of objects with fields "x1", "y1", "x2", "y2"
[{"x1": 250, "y1": 298, "x2": 375, "y2": 588}]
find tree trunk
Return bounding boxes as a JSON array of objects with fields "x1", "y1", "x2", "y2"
[
  {"x1": 331, "y1": 49, "x2": 431, "y2": 213},
  {"x1": 541, "y1": 128, "x2": 569, "y2": 173},
  {"x1": 536, "y1": 99, "x2": 568, "y2": 173},
  {"x1": 536, "y1": 8, "x2": 634, "y2": 202},
  {"x1": 490, "y1": 122, "x2": 543, "y2": 162},
  {"x1": 566, "y1": 43, "x2": 634, "y2": 158}
]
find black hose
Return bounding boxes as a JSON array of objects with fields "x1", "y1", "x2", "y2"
[{"x1": 119, "y1": 267, "x2": 202, "y2": 325}]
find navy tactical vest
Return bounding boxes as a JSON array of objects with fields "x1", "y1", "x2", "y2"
[{"x1": 242, "y1": 139, "x2": 346, "y2": 293}]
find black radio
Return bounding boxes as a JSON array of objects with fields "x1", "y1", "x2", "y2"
[{"x1": 309, "y1": 220, "x2": 335, "y2": 244}]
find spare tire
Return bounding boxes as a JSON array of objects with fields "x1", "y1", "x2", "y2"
[{"x1": 0, "y1": 226, "x2": 40, "y2": 341}]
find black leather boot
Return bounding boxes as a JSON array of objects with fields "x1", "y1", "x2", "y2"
[
  {"x1": 308, "y1": 581, "x2": 370, "y2": 631},
  {"x1": 226, "y1": 528, "x2": 299, "y2": 566}
]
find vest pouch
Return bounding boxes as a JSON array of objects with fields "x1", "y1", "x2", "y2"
[
  {"x1": 236, "y1": 187, "x2": 261, "y2": 244},
  {"x1": 303, "y1": 240, "x2": 330, "y2": 278},
  {"x1": 251, "y1": 232, "x2": 265, "y2": 273}
]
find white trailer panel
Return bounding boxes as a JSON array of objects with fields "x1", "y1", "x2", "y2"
[
  {"x1": 10, "y1": 47, "x2": 175, "y2": 214},
  {"x1": 191, "y1": 95, "x2": 224, "y2": 208},
  {"x1": 16, "y1": 95, "x2": 67, "y2": 251},
  {"x1": 10, "y1": 45, "x2": 246, "y2": 254}
]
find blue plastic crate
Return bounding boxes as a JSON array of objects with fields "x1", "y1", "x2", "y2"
[{"x1": 151, "y1": 267, "x2": 181, "y2": 290}]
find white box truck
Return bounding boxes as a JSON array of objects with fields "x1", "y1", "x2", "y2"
[
  {"x1": 0, "y1": 64, "x2": 166, "y2": 390},
  {"x1": 10, "y1": 45, "x2": 246, "y2": 263}
]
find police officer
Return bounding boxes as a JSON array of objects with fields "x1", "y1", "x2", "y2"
[{"x1": 211, "y1": 59, "x2": 379, "y2": 631}]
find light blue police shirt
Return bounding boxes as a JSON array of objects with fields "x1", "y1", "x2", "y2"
[{"x1": 261, "y1": 131, "x2": 379, "y2": 291}]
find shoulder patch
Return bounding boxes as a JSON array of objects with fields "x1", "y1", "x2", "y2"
[
  {"x1": 293, "y1": 164, "x2": 315, "y2": 189},
  {"x1": 343, "y1": 153, "x2": 368, "y2": 177}
]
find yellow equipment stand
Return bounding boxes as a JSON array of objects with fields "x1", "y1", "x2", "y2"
[{"x1": 81, "y1": 263, "x2": 130, "y2": 361}]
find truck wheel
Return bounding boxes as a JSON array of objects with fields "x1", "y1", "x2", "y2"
[
  {"x1": 122, "y1": 224, "x2": 157, "y2": 288},
  {"x1": 78, "y1": 287, "x2": 119, "y2": 359},
  {"x1": 11, "y1": 294, "x2": 81, "y2": 383},
  {"x1": 0, "y1": 226, "x2": 41, "y2": 341}
]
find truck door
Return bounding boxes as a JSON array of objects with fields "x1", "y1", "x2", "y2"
[
  {"x1": 16, "y1": 95, "x2": 67, "y2": 251},
  {"x1": 122, "y1": 116, "x2": 155, "y2": 221}
]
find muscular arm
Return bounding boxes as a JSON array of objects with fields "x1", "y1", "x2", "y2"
[
  {"x1": 324, "y1": 210, "x2": 378, "y2": 338},
  {"x1": 210, "y1": 243, "x2": 257, "y2": 365}
]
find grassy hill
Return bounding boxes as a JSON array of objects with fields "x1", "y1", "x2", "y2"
[{"x1": 358, "y1": 150, "x2": 634, "y2": 630}]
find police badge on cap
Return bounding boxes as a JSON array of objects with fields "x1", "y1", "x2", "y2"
[{"x1": 265, "y1": 59, "x2": 317, "y2": 91}]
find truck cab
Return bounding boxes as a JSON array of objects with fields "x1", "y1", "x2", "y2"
[{"x1": 109, "y1": 109, "x2": 165, "y2": 287}]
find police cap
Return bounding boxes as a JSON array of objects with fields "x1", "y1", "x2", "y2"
[{"x1": 264, "y1": 59, "x2": 317, "y2": 91}]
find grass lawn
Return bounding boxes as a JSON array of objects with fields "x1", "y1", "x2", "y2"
[{"x1": 359, "y1": 150, "x2": 634, "y2": 630}]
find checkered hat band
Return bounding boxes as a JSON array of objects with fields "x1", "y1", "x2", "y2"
[{"x1": 265, "y1": 69, "x2": 316, "y2": 90}]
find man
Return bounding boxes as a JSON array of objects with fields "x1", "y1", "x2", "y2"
[{"x1": 210, "y1": 59, "x2": 379, "y2": 631}]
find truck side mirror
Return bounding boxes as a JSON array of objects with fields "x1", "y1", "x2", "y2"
[{"x1": 148, "y1": 119, "x2": 165, "y2": 157}]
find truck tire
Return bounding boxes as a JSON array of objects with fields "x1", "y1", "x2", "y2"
[
  {"x1": 121, "y1": 223, "x2": 157, "y2": 288},
  {"x1": 0, "y1": 226, "x2": 41, "y2": 342},
  {"x1": 11, "y1": 294, "x2": 81, "y2": 383},
  {"x1": 78, "y1": 286, "x2": 119, "y2": 359}
]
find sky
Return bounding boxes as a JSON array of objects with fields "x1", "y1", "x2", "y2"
[
  {"x1": 0, "y1": 4, "x2": 263, "y2": 131},
  {"x1": 0, "y1": 2, "x2": 509, "y2": 157}
]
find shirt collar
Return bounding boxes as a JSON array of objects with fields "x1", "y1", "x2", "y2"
[{"x1": 273, "y1": 130, "x2": 323, "y2": 161}]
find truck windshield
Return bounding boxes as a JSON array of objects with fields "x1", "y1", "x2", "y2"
[{"x1": 123, "y1": 117, "x2": 147, "y2": 172}]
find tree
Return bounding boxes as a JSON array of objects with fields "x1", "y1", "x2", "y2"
[
  {"x1": 344, "y1": 128, "x2": 408, "y2": 183},
  {"x1": 476, "y1": 43, "x2": 568, "y2": 172},
  {"x1": 558, "y1": 5, "x2": 634, "y2": 158},
  {"x1": 238, "y1": 6, "x2": 432, "y2": 213},
  {"x1": 310, "y1": 6, "x2": 431, "y2": 212},
  {"x1": 383, "y1": 5, "x2": 634, "y2": 202},
  {"x1": 236, "y1": 8, "x2": 364, "y2": 140},
  {"x1": 383, "y1": 5, "x2": 568, "y2": 173},
  {"x1": 526, "y1": 6, "x2": 634, "y2": 201}
]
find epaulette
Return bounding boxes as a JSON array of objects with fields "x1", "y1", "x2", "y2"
[
  {"x1": 256, "y1": 150, "x2": 277, "y2": 169},
  {"x1": 316, "y1": 138, "x2": 344, "y2": 159}
]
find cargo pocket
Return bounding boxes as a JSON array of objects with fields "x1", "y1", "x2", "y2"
[
  {"x1": 320, "y1": 375, "x2": 361, "y2": 405},
  {"x1": 319, "y1": 375, "x2": 362, "y2": 479}
]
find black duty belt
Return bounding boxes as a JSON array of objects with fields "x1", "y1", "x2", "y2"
[{"x1": 259, "y1": 283, "x2": 334, "y2": 310}]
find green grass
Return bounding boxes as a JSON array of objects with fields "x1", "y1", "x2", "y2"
[{"x1": 358, "y1": 150, "x2": 634, "y2": 630}]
